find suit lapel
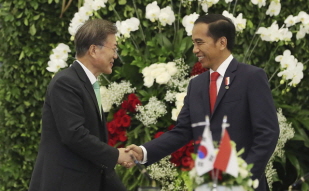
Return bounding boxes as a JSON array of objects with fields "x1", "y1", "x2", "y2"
[
  {"x1": 213, "y1": 58, "x2": 238, "y2": 115},
  {"x1": 71, "y1": 62, "x2": 102, "y2": 122},
  {"x1": 201, "y1": 71, "x2": 211, "y2": 115}
]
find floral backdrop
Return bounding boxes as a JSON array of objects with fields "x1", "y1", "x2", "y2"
[{"x1": 46, "y1": 0, "x2": 308, "y2": 190}]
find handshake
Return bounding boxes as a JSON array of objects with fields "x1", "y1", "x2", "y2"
[{"x1": 117, "y1": 144, "x2": 143, "y2": 168}]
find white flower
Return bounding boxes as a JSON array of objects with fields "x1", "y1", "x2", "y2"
[
  {"x1": 201, "y1": 2, "x2": 208, "y2": 13},
  {"x1": 225, "y1": 0, "x2": 233, "y2": 3},
  {"x1": 156, "y1": 72, "x2": 171, "y2": 84},
  {"x1": 165, "y1": 62, "x2": 178, "y2": 76},
  {"x1": 46, "y1": 59, "x2": 68, "y2": 73},
  {"x1": 159, "y1": 6, "x2": 175, "y2": 26},
  {"x1": 100, "y1": 81, "x2": 136, "y2": 112},
  {"x1": 275, "y1": 50, "x2": 304, "y2": 87},
  {"x1": 100, "y1": 86, "x2": 112, "y2": 112},
  {"x1": 116, "y1": 17, "x2": 140, "y2": 38},
  {"x1": 266, "y1": 1, "x2": 281, "y2": 16},
  {"x1": 136, "y1": 97, "x2": 167, "y2": 127},
  {"x1": 297, "y1": 11, "x2": 309, "y2": 24},
  {"x1": 296, "y1": 25, "x2": 307, "y2": 40},
  {"x1": 171, "y1": 107, "x2": 181, "y2": 121},
  {"x1": 91, "y1": 0, "x2": 107, "y2": 11},
  {"x1": 151, "y1": 67, "x2": 167, "y2": 78},
  {"x1": 234, "y1": 13, "x2": 247, "y2": 32},
  {"x1": 222, "y1": 11, "x2": 246, "y2": 32},
  {"x1": 284, "y1": 15, "x2": 298, "y2": 27},
  {"x1": 256, "y1": 21, "x2": 291, "y2": 42},
  {"x1": 251, "y1": 0, "x2": 266, "y2": 8},
  {"x1": 252, "y1": 179, "x2": 259, "y2": 189},
  {"x1": 145, "y1": 1, "x2": 161, "y2": 22},
  {"x1": 143, "y1": 76, "x2": 155, "y2": 87},
  {"x1": 182, "y1": 13, "x2": 200, "y2": 36}
]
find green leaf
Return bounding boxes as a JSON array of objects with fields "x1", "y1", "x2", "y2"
[{"x1": 29, "y1": 24, "x2": 36, "y2": 36}]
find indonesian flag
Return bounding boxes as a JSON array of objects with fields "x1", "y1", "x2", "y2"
[
  {"x1": 195, "y1": 123, "x2": 216, "y2": 176},
  {"x1": 213, "y1": 129, "x2": 239, "y2": 177}
]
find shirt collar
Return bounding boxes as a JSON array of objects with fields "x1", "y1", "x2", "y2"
[
  {"x1": 210, "y1": 54, "x2": 233, "y2": 77},
  {"x1": 76, "y1": 60, "x2": 97, "y2": 85}
]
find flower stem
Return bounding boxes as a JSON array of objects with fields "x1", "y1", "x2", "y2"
[
  {"x1": 243, "y1": 13, "x2": 264, "y2": 63},
  {"x1": 268, "y1": 67, "x2": 280, "y2": 82},
  {"x1": 132, "y1": 0, "x2": 146, "y2": 42},
  {"x1": 232, "y1": 0, "x2": 238, "y2": 15}
]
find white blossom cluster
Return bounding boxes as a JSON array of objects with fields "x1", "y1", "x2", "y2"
[
  {"x1": 47, "y1": 43, "x2": 71, "y2": 73},
  {"x1": 182, "y1": 12, "x2": 200, "y2": 36},
  {"x1": 275, "y1": 50, "x2": 304, "y2": 87},
  {"x1": 135, "y1": 97, "x2": 167, "y2": 127},
  {"x1": 147, "y1": 156, "x2": 186, "y2": 191},
  {"x1": 222, "y1": 11, "x2": 247, "y2": 32},
  {"x1": 266, "y1": 108, "x2": 295, "y2": 189},
  {"x1": 115, "y1": 17, "x2": 140, "y2": 39},
  {"x1": 68, "y1": 0, "x2": 108, "y2": 36},
  {"x1": 256, "y1": 21, "x2": 292, "y2": 42},
  {"x1": 142, "y1": 62, "x2": 178, "y2": 88},
  {"x1": 100, "y1": 81, "x2": 135, "y2": 112},
  {"x1": 145, "y1": 1, "x2": 175, "y2": 26},
  {"x1": 284, "y1": 11, "x2": 309, "y2": 40}
]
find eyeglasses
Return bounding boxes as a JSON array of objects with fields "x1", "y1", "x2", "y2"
[{"x1": 95, "y1": 44, "x2": 118, "y2": 54}]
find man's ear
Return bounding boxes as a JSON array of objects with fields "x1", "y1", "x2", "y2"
[
  {"x1": 218, "y1": 36, "x2": 228, "y2": 50},
  {"x1": 89, "y1": 44, "x2": 97, "y2": 57}
]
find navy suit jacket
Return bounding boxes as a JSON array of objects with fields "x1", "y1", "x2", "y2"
[
  {"x1": 143, "y1": 58, "x2": 280, "y2": 191},
  {"x1": 29, "y1": 62, "x2": 126, "y2": 191}
]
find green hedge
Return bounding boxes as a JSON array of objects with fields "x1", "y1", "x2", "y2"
[
  {"x1": 0, "y1": 1, "x2": 76, "y2": 190},
  {"x1": 0, "y1": 0, "x2": 309, "y2": 191}
]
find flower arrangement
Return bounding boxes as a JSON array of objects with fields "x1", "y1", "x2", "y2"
[
  {"x1": 189, "y1": 150, "x2": 259, "y2": 191},
  {"x1": 46, "y1": 0, "x2": 307, "y2": 190}
]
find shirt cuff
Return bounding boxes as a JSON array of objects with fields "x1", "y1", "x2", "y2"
[{"x1": 139, "y1": 146, "x2": 148, "y2": 164}]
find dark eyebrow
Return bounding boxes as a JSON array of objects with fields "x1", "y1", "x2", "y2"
[{"x1": 192, "y1": 38, "x2": 204, "y2": 42}]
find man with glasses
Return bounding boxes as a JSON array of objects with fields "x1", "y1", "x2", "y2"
[{"x1": 29, "y1": 19, "x2": 132, "y2": 191}]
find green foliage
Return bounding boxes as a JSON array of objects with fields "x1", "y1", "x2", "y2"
[
  {"x1": 0, "y1": 0, "x2": 77, "y2": 190},
  {"x1": 0, "y1": 0, "x2": 309, "y2": 191}
]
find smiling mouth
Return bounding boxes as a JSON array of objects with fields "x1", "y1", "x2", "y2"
[{"x1": 197, "y1": 56, "x2": 204, "y2": 61}]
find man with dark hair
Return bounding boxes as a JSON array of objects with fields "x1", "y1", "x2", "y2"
[
  {"x1": 29, "y1": 19, "x2": 132, "y2": 191},
  {"x1": 126, "y1": 14, "x2": 279, "y2": 191}
]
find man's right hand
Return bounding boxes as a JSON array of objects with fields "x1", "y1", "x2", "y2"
[{"x1": 125, "y1": 144, "x2": 143, "y2": 162}]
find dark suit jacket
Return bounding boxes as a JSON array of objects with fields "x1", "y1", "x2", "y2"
[
  {"x1": 143, "y1": 58, "x2": 280, "y2": 191},
  {"x1": 29, "y1": 61, "x2": 126, "y2": 191}
]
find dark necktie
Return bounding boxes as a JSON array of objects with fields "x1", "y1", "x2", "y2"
[{"x1": 209, "y1": 72, "x2": 220, "y2": 113}]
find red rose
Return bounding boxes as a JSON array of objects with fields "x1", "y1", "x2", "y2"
[
  {"x1": 114, "y1": 118, "x2": 122, "y2": 128},
  {"x1": 107, "y1": 121, "x2": 117, "y2": 134},
  {"x1": 118, "y1": 130, "x2": 127, "y2": 142},
  {"x1": 168, "y1": 124, "x2": 175, "y2": 130},
  {"x1": 108, "y1": 136, "x2": 117, "y2": 146},
  {"x1": 170, "y1": 157, "x2": 181, "y2": 166},
  {"x1": 154, "y1": 131, "x2": 164, "y2": 138},
  {"x1": 128, "y1": 98, "x2": 141, "y2": 112},
  {"x1": 121, "y1": 115, "x2": 131, "y2": 127},
  {"x1": 190, "y1": 62, "x2": 208, "y2": 76},
  {"x1": 114, "y1": 109, "x2": 126, "y2": 118},
  {"x1": 185, "y1": 144, "x2": 194, "y2": 157},
  {"x1": 121, "y1": 100, "x2": 129, "y2": 110},
  {"x1": 181, "y1": 156, "x2": 193, "y2": 167},
  {"x1": 128, "y1": 93, "x2": 138, "y2": 101}
]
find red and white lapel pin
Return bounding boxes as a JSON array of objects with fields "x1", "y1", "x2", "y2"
[{"x1": 225, "y1": 77, "x2": 230, "y2": 89}]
